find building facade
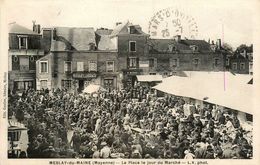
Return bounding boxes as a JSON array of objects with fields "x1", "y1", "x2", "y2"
[
  {"x1": 109, "y1": 22, "x2": 226, "y2": 87},
  {"x1": 228, "y1": 45, "x2": 253, "y2": 74},
  {"x1": 36, "y1": 22, "x2": 228, "y2": 91},
  {"x1": 8, "y1": 23, "x2": 44, "y2": 92},
  {"x1": 36, "y1": 27, "x2": 119, "y2": 92}
]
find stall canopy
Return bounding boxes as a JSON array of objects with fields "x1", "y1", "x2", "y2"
[
  {"x1": 83, "y1": 84, "x2": 106, "y2": 94},
  {"x1": 136, "y1": 75, "x2": 163, "y2": 82},
  {"x1": 153, "y1": 71, "x2": 253, "y2": 114}
]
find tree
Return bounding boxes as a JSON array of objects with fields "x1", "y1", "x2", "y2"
[{"x1": 222, "y1": 43, "x2": 233, "y2": 53}]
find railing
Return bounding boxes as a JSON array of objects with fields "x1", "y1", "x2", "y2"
[{"x1": 20, "y1": 65, "x2": 29, "y2": 71}]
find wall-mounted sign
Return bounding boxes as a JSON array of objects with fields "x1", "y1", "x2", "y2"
[
  {"x1": 139, "y1": 60, "x2": 149, "y2": 67},
  {"x1": 72, "y1": 72, "x2": 97, "y2": 79}
]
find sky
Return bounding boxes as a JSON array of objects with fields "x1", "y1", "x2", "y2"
[{"x1": 2, "y1": 0, "x2": 258, "y2": 48}]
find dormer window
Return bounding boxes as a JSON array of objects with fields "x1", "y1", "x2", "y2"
[
  {"x1": 190, "y1": 45, "x2": 198, "y2": 52},
  {"x1": 128, "y1": 26, "x2": 136, "y2": 34},
  {"x1": 89, "y1": 43, "x2": 96, "y2": 51},
  {"x1": 168, "y1": 44, "x2": 177, "y2": 52},
  {"x1": 18, "y1": 35, "x2": 28, "y2": 49},
  {"x1": 210, "y1": 45, "x2": 217, "y2": 52}
]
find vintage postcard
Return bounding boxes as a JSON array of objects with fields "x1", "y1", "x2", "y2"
[{"x1": 0, "y1": 0, "x2": 260, "y2": 165}]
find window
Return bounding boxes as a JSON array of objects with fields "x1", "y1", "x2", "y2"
[
  {"x1": 149, "y1": 58, "x2": 155, "y2": 68},
  {"x1": 193, "y1": 59, "x2": 199, "y2": 67},
  {"x1": 89, "y1": 61, "x2": 97, "y2": 72},
  {"x1": 232, "y1": 63, "x2": 237, "y2": 70},
  {"x1": 226, "y1": 58, "x2": 230, "y2": 66},
  {"x1": 106, "y1": 61, "x2": 114, "y2": 72},
  {"x1": 14, "y1": 81, "x2": 33, "y2": 90},
  {"x1": 171, "y1": 58, "x2": 179, "y2": 67},
  {"x1": 128, "y1": 57, "x2": 138, "y2": 68},
  {"x1": 240, "y1": 63, "x2": 245, "y2": 70},
  {"x1": 77, "y1": 62, "x2": 84, "y2": 71},
  {"x1": 64, "y1": 61, "x2": 72, "y2": 73},
  {"x1": 18, "y1": 36, "x2": 28, "y2": 49},
  {"x1": 104, "y1": 79, "x2": 114, "y2": 89},
  {"x1": 169, "y1": 44, "x2": 177, "y2": 52},
  {"x1": 8, "y1": 131, "x2": 21, "y2": 141},
  {"x1": 40, "y1": 80, "x2": 47, "y2": 89},
  {"x1": 149, "y1": 73, "x2": 156, "y2": 75},
  {"x1": 190, "y1": 45, "x2": 198, "y2": 52},
  {"x1": 214, "y1": 58, "x2": 220, "y2": 67},
  {"x1": 29, "y1": 56, "x2": 36, "y2": 70},
  {"x1": 40, "y1": 61, "x2": 48, "y2": 73},
  {"x1": 12, "y1": 56, "x2": 19, "y2": 70},
  {"x1": 249, "y1": 63, "x2": 253, "y2": 69},
  {"x1": 19, "y1": 57, "x2": 29, "y2": 71},
  {"x1": 129, "y1": 41, "x2": 136, "y2": 52},
  {"x1": 61, "y1": 80, "x2": 72, "y2": 89}
]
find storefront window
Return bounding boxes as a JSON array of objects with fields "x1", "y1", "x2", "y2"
[
  {"x1": 106, "y1": 61, "x2": 114, "y2": 72},
  {"x1": 104, "y1": 79, "x2": 113, "y2": 89},
  {"x1": 14, "y1": 81, "x2": 33, "y2": 90},
  {"x1": 61, "y1": 80, "x2": 72, "y2": 89}
]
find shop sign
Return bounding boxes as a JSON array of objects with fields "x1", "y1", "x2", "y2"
[{"x1": 72, "y1": 72, "x2": 97, "y2": 79}]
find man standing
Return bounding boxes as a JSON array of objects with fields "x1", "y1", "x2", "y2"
[{"x1": 100, "y1": 142, "x2": 111, "y2": 158}]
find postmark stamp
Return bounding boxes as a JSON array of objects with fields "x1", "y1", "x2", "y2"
[{"x1": 148, "y1": 7, "x2": 199, "y2": 39}]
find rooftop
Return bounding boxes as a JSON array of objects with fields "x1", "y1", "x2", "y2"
[{"x1": 9, "y1": 23, "x2": 39, "y2": 35}]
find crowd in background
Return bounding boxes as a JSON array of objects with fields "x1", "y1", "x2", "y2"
[{"x1": 8, "y1": 84, "x2": 253, "y2": 159}]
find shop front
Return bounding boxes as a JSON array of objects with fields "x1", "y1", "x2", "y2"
[
  {"x1": 9, "y1": 71, "x2": 36, "y2": 93},
  {"x1": 122, "y1": 69, "x2": 142, "y2": 88},
  {"x1": 72, "y1": 71, "x2": 98, "y2": 93}
]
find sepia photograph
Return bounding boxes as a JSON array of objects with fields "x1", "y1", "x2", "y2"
[{"x1": 1, "y1": 0, "x2": 260, "y2": 164}]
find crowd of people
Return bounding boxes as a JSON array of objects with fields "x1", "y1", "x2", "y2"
[{"x1": 8, "y1": 84, "x2": 253, "y2": 159}]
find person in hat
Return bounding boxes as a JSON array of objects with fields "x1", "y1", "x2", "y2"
[
  {"x1": 184, "y1": 149, "x2": 195, "y2": 159},
  {"x1": 92, "y1": 146, "x2": 100, "y2": 158},
  {"x1": 100, "y1": 142, "x2": 111, "y2": 158},
  {"x1": 70, "y1": 131, "x2": 81, "y2": 153}
]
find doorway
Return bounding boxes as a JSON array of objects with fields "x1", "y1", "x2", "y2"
[{"x1": 78, "y1": 80, "x2": 84, "y2": 93}]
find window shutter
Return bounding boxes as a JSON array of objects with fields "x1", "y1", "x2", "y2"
[
  {"x1": 154, "y1": 58, "x2": 157, "y2": 68},
  {"x1": 127, "y1": 57, "x2": 130, "y2": 68},
  {"x1": 136, "y1": 58, "x2": 139, "y2": 67}
]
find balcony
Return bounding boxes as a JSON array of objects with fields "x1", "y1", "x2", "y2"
[{"x1": 9, "y1": 49, "x2": 44, "y2": 56}]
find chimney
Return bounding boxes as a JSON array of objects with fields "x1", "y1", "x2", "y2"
[
  {"x1": 116, "y1": 22, "x2": 122, "y2": 26},
  {"x1": 217, "y1": 39, "x2": 221, "y2": 48},
  {"x1": 174, "y1": 35, "x2": 181, "y2": 42},
  {"x1": 32, "y1": 20, "x2": 41, "y2": 34},
  {"x1": 53, "y1": 28, "x2": 57, "y2": 40}
]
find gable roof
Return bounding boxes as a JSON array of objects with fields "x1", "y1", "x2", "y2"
[
  {"x1": 96, "y1": 34, "x2": 117, "y2": 50},
  {"x1": 148, "y1": 39, "x2": 191, "y2": 53},
  {"x1": 148, "y1": 38, "x2": 213, "y2": 53},
  {"x1": 9, "y1": 23, "x2": 39, "y2": 35},
  {"x1": 110, "y1": 22, "x2": 148, "y2": 37},
  {"x1": 181, "y1": 40, "x2": 212, "y2": 51},
  {"x1": 51, "y1": 27, "x2": 96, "y2": 51},
  {"x1": 110, "y1": 22, "x2": 130, "y2": 37}
]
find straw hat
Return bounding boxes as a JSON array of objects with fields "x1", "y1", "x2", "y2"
[{"x1": 101, "y1": 141, "x2": 107, "y2": 146}]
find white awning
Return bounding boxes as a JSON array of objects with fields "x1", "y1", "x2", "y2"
[
  {"x1": 137, "y1": 75, "x2": 163, "y2": 82},
  {"x1": 153, "y1": 71, "x2": 253, "y2": 114},
  {"x1": 83, "y1": 84, "x2": 101, "y2": 94}
]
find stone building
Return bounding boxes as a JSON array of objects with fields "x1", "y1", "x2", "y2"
[
  {"x1": 36, "y1": 27, "x2": 119, "y2": 92},
  {"x1": 36, "y1": 22, "x2": 228, "y2": 91},
  {"x1": 229, "y1": 45, "x2": 253, "y2": 74},
  {"x1": 8, "y1": 23, "x2": 44, "y2": 92}
]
